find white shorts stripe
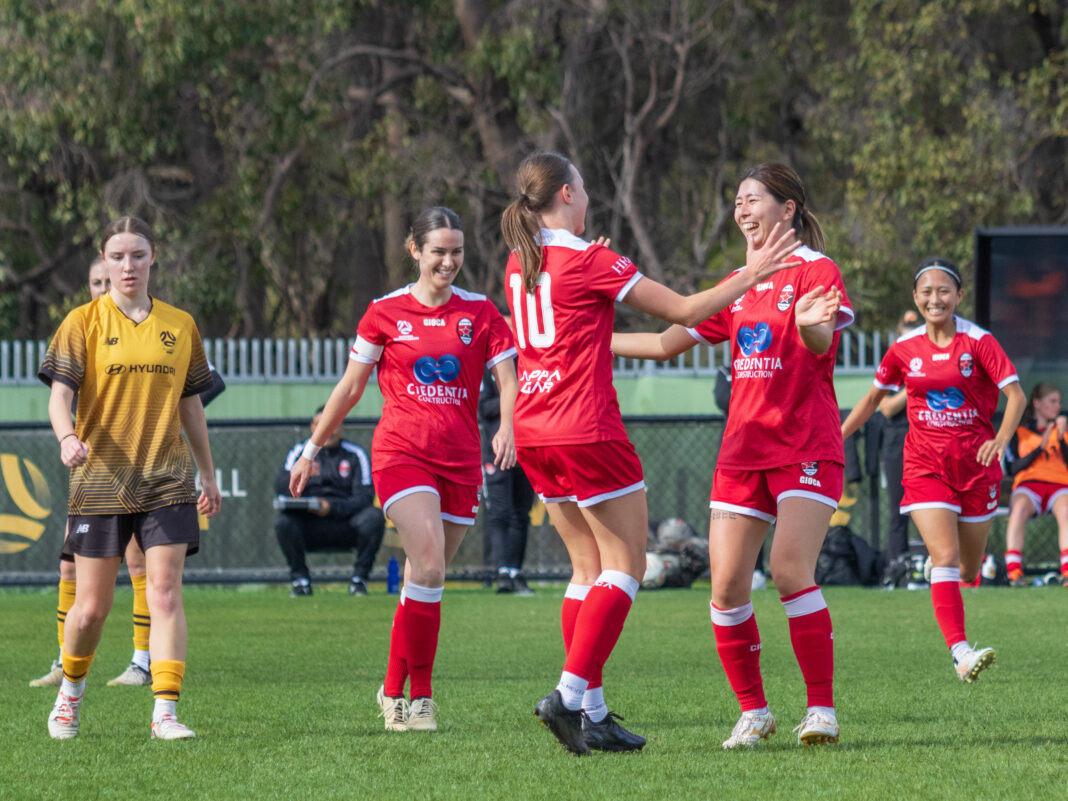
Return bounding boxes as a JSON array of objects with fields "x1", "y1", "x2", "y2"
[
  {"x1": 900, "y1": 501, "x2": 961, "y2": 515},
  {"x1": 577, "y1": 480, "x2": 646, "y2": 509},
  {"x1": 441, "y1": 513, "x2": 476, "y2": 526},
  {"x1": 709, "y1": 500, "x2": 776, "y2": 524},
  {"x1": 777, "y1": 489, "x2": 840, "y2": 510},
  {"x1": 382, "y1": 485, "x2": 438, "y2": 516},
  {"x1": 1011, "y1": 487, "x2": 1043, "y2": 517},
  {"x1": 959, "y1": 511, "x2": 999, "y2": 523}
]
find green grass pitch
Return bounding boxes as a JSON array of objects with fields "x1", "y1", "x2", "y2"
[{"x1": 2, "y1": 582, "x2": 1066, "y2": 801}]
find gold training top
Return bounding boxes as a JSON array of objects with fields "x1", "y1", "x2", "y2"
[{"x1": 39, "y1": 295, "x2": 212, "y2": 515}]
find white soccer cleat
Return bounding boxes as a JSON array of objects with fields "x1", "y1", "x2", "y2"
[
  {"x1": 923, "y1": 556, "x2": 933, "y2": 583},
  {"x1": 30, "y1": 660, "x2": 64, "y2": 688},
  {"x1": 407, "y1": 696, "x2": 439, "y2": 731},
  {"x1": 722, "y1": 710, "x2": 776, "y2": 749},
  {"x1": 47, "y1": 690, "x2": 82, "y2": 739},
  {"x1": 151, "y1": 714, "x2": 196, "y2": 740},
  {"x1": 954, "y1": 645, "x2": 996, "y2": 683},
  {"x1": 794, "y1": 709, "x2": 840, "y2": 746},
  {"x1": 376, "y1": 684, "x2": 409, "y2": 731},
  {"x1": 751, "y1": 570, "x2": 768, "y2": 591},
  {"x1": 107, "y1": 663, "x2": 152, "y2": 687}
]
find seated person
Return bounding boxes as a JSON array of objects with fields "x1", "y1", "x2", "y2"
[{"x1": 275, "y1": 407, "x2": 385, "y2": 596}]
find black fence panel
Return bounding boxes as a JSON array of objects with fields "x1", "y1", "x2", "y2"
[{"x1": 0, "y1": 418, "x2": 1059, "y2": 585}]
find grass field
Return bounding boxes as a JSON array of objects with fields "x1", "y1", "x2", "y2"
[{"x1": 2, "y1": 581, "x2": 1066, "y2": 801}]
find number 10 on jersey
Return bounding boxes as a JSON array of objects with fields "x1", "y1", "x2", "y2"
[{"x1": 509, "y1": 273, "x2": 556, "y2": 348}]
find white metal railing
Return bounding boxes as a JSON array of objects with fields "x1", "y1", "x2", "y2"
[{"x1": 0, "y1": 329, "x2": 891, "y2": 386}]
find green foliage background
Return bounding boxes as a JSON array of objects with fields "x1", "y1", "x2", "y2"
[{"x1": 1, "y1": 0, "x2": 1064, "y2": 339}]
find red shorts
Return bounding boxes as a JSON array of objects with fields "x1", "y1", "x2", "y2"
[
  {"x1": 373, "y1": 464, "x2": 480, "y2": 525},
  {"x1": 901, "y1": 468, "x2": 1002, "y2": 522},
  {"x1": 1011, "y1": 480, "x2": 1068, "y2": 517},
  {"x1": 709, "y1": 462, "x2": 844, "y2": 524},
  {"x1": 517, "y1": 440, "x2": 645, "y2": 507}
]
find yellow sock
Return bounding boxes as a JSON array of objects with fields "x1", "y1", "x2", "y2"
[
  {"x1": 57, "y1": 578, "x2": 77, "y2": 650},
  {"x1": 151, "y1": 660, "x2": 185, "y2": 701},
  {"x1": 130, "y1": 574, "x2": 150, "y2": 652},
  {"x1": 62, "y1": 651, "x2": 94, "y2": 683}
]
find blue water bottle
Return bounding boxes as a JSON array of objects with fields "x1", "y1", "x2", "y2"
[{"x1": 387, "y1": 556, "x2": 400, "y2": 594}]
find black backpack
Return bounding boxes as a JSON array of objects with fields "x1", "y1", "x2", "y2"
[{"x1": 815, "y1": 526, "x2": 881, "y2": 586}]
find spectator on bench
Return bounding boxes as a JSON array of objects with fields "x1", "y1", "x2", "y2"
[{"x1": 276, "y1": 407, "x2": 385, "y2": 596}]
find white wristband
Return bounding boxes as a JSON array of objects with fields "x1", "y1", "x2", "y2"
[{"x1": 301, "y1": 441, "x2": 322, "y2": 461}]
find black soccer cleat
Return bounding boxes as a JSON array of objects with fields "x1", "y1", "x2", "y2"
[
  {"x1": 348, "y1": 578, "x2": 369, "y2": 596},
  {"x1": 581, "y1": 711, "x2": 646, "y2": 752},
  {"x1": 534, "y1": 691, "x2": 590, "y2": 755}
]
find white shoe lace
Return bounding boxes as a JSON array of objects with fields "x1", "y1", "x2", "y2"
[
  {"x1": 409, "y1": 697, "x2": 438, "y2": 722},
  {"x1": 793, "y1": 710, "x2": 838, "y2": 742},
  {"x1": 724, "y1": 711, "x2": 773, "y2": 747},
  {"x1": 51, "y1": 693, "x2": 79, "y2": 725}
]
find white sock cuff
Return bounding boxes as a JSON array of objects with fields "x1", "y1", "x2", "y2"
[
  {"x1": 709, "y1": 600, "x2": 755, "y2": 627},
  {"x1": 782, "y1": 587, "x2": 828, "y2": 618},
  {"x1": 596, "y1": 569, "x2": 639, "y2": 601},
  {"x1": 564, "y1": 583, "x2": 592, "y2": 601},
  {"x1": 404, "y1": 582, "x2": 443, "y2": 603},
  {"x1": 930, "y1": 566, "x2": 961, "y2": 584}
]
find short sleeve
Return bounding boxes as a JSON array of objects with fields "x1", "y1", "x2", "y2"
[
  {"x1": 874, "y1": 344, "x2": 903, "y2": 391},
  {"x1": 584, "y1": 245, "x2": 643, "y2": 302},
  {"x1": 38, "y1": 309, "x2": 87, "y2": 391},
  {"x1": 484, "y1": 306, "x2": 517, "y2": 368},
  {"x1": 351, "y1": 301, "x2": 386, "y2": 363},
  {"x1": 182, "y1": 322, "x2": 213, "y2": 397},
  {"x1": 688, "y1": 308, "x2": 731, "y2": 346},
  {"x1": 975, "y1": 332, "x2": 1018, "y2": 389}
]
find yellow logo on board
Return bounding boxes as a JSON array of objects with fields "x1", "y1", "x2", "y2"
[{"x1": 0, "y1": 454, "x2": 52, "y2": 554}]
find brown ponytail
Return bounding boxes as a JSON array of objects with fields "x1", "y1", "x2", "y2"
[
  {"x1": 739, "y1": 163, "x2": 825, "y2": 253},
  {"x1": 501, "y1": 151, "x2": 574, "y2": 292}
]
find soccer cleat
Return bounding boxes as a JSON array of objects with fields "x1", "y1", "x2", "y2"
[
  {"x1": 923, "y1": 556, "x2": 933, "y2": 583},
  {"x1": 1008, "y1": 569, "x2": 1029, "y2": 587},
  {"x1": 376, "y1": 684, "x2": 409, "y2": 731},
  {"x1": 289, "y1": 579, "x2": 313, "y2": 597},
  {"x1": 151, "y1": 714, "x2": 196, "y2": 740},
  {"x1": 107, "y1": 663, "x2": 152, "y2": 686},
  {"x1": 47, "y1": 690, "x2": 82, "y2": 739},
  {"x1": 496, "y1": 575, "x2": 514, "y2": 594},
  {"x1": 407, "y1": 696, "x2": 439, "y2": 731},
  {"x1": 793, "y1": 709, "x2": 840, "y2": 746},
  {"x1": 581, "y1": 711, "x2": 646, "y2": 752},
  {"x1": 534, "y1": 690, "x2": 590, "y2": 755},
  {"x1": 511, "y1": 574, "x2": 534, "y2": 596},
  {"x1": 722, "y1": 710, "x2": 776, "y2": 749},
  {"x1": 348, "y1": 578, "x2": 369, "y2": 596},
  {"x1": 30, "y1": 659, "x2": 64, "y2": 688},
  {"x1": 954, "y1": 645, "x2": 996, "y2": 683}
]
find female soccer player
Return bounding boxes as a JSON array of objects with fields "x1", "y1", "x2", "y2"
[
  {"x1": 611, "y1": 163, "x2": 851, "y2": 749},
  {"x1": 29, "y1": 257, "x2": 155, "y2": 690},
  {"x1": 842, "y1": 257, "x2": 1026, "y2": 682},
  {"x1": 39, "y1": 216, "x2": 221, "y2": 740},
  {"x1": 1004, "y1": 382, "x2": 1068, "y2": 585},
  {"x1": 290, "y1": 206, "x2": 517, "y2": 733},
  {"x1": 501, "y1": 152, "x2": 801, "y2": 755}
]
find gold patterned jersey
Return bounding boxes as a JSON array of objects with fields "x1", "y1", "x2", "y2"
[{"x1": 39, "y1": 295, "x2": 212, "y2": 514}]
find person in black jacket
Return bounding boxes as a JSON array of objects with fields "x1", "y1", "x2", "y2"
[
  {"x1": 275, "y1": 408, "x2": 385, "y2": 596},
  {"x1": 479, "y1": 362, "x2": 536, "y2": 594}
]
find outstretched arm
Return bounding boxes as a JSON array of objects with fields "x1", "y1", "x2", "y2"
[
  {"x1": 611, "y1": 325, "x2": 698, "y2": 361},
  {"x1": 841, "y1": 384, "x2": 892, "y2": 441}
]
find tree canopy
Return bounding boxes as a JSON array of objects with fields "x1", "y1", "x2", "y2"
[{"x1": 1, "y1": 0, "x2": 1064, "y2": 339}]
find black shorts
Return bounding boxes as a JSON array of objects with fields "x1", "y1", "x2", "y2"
[{"x1": 63, "y1": 504, "x2": 200, "y2": 560}]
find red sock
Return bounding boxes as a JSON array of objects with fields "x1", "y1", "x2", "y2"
[
  {"x1": 710, "y1": 602, "x2": 766, "y2": 712},
  {"x1": 930, "y1": 569, "x2": 966, "y2": 648},
  {"x1": 402, "y1": 586, "x2": 442, "y2": 699},
  {"x1": 562, "y1": 571, "x2": 637, "y2": 683},
  {"x1": 561, "y1": 584, "x2": 602, "y2": 688},
  {"x1": 383, "y1": 597, "x2": 407, "y2": 697},
  {"x1": 1060, "y1": 549, "x2": 1068, "y2": 577},
  {"x1": 782, "y1": 587, "x2": 834, "y2": 708},
  {"x1": 1005, "y1": 550, "x2": 1022, "y2": 577}
]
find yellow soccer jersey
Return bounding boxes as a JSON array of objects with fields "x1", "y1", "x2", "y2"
[{"x1": 38, "y1": 295, "x2": 213, "y2": 514}]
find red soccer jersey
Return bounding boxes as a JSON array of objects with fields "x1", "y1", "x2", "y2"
[
  {"x1": 504, "y1": 228, "x2": 642, "y2": 446},
  {"x1": 874, "y1": 316, "x2": 1018, "y2": 478},
  {"x1": 688, "y1": 246, "x2": 854, "y2": 470},
  {"x1": 351, "y1": 285, "x2": 516, "y2": 484}
]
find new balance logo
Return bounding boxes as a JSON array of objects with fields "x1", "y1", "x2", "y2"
[{"x1": 75, "y1": 524, "x2": 90, "y2": 534}]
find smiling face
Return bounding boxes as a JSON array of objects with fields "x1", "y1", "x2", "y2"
[
  {"x1": 912, "y1": 269, "x2": 963, "y2": 326},
  {"x1": 734, "y1": 178, "x2": 794, "y2": 249},
  {"x1": 102, "y1": 232, "x2": 154, "y2": 301},
  {"x1": 410, "y1": 227, "x2": 464, "y2": 293}
]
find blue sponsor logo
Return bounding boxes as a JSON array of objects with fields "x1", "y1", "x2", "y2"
[
  {"x1": 926, "y1": 387, "x2": 965, "y2": 411},
  {"x1": 414, "y1": 355, "x2": 461, "y2": 384},
  {"x1": 737, "y1": 322, "x2": 773, "y2": 356}
]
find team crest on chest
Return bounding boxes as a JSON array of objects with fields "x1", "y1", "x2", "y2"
[
  {"x1": 160, "y1": 330, "x2": 176, "y2": 354},
  {"x1": 397, "y1": 320, "x2": 413, "y2": 336},
  {"x1": 959, "y1": 353, "x2": 973, "y2": 377},
  {"x1": 777, "y1": 284, "x2": 794, "y2": 312},
  {"x1": 339, "y1": 460, "x2": 351, "y2": 479},
  {"x1": 456, "y1": 317, "x2": 473, "y2": 345}
]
